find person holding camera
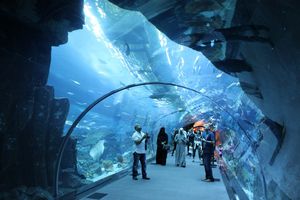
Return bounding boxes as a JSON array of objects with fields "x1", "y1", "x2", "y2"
[{"x1": 132, "y1": 124, "x2": 150, "y2": 180}]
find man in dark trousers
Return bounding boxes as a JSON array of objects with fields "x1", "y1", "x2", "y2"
[
  {"x1": 132, "y1": 124, "x2": 150, "y2": 180},
  {"x1": 187, "y1": 129, "x2": 195, "y2": 156},
  {"x1": 201, "y1": 124, "x2": 216, "y2": 182},
  {"x1": 171, "y1": 129, "x2": 178, "y2": 156}
]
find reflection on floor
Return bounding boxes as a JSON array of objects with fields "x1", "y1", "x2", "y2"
[{"x1": 80, "y1": 154, "x2": 229, "y2": 200}]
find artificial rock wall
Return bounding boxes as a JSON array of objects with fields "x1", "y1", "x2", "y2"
[
  {"x1": 108, "y1": 0, "x2": 300, "y2": 199},
  {"x1": 0, "y1": 0, "x2": 84, "y2": 197},
  {"x1": 1, "y1": 0, "x2": 299, "y2": 199}
]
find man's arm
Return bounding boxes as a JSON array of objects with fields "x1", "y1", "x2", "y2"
[
  {"x1": 134, "y1": 134, "x2": 147, "y2": 145},
  {"x1": 201, "y1": 139, "x2": 215, "y2": 144},
  {"x1": 201, "y1": 133, "x2": 215, "y2": 144}
]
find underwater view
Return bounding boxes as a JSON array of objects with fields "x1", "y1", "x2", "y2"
[
  {"x1": 1, "y1": 0, "x2": 300, "y2": 199},
  {"x1": 47, "y1": 0, "x2": 267, "y2": 199}
]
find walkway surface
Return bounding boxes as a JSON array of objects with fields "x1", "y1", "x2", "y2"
[{"x1": 80, "y1": 154, "x2": 229, "y2": 200}]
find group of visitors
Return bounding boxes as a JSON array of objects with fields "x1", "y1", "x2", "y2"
[{"x1": 131, "y1": 122, "x2": 220, "y2": 182}]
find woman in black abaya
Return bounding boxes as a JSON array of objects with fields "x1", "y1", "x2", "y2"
[{"x1": 156, "y1": 127, "x2": 169, "y2": 165}]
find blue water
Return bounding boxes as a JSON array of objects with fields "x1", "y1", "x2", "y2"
[{"x1": 48, "y1": 0, "x2": 265, "y2": 198}]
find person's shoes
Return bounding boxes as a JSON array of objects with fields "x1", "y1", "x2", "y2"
[
  {"x1": 181, "y1": 165, "x2": 186, "y2": 168},
  {"x1": 176, "y1": 164, "x2": 179, "y2": 167},
  {"x1": 192, "y1": 159, "x2": 194, "y2": 162},
  {"x1": 132, "y1": 177, "x2": 138, "y2": 180},
  {"x1": 142, "y1": 177, "x2": 150, "y2": 180},
  {"x1": 202, "y1": 178, "x2": 214, "y2": 182}
]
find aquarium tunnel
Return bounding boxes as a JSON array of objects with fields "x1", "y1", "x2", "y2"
[
  {"x1": 1, "y1": 0, "x2": 299, "y2": 200},
  {"x1": 47, "y1": 1, "x2": 269, "y2": 199}
]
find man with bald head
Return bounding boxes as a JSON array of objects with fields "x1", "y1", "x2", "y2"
[{"x1": 132, "y1": 124, "x2": 150, "y2": 180}]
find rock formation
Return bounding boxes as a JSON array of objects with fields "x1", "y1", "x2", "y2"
[{"x1": 0, "y1": 0, "x2": 84, "y2": 197}]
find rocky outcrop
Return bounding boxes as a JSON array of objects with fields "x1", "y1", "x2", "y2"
[
  {"x1": 108, "y1": 0, "x2": 300, "y2": 199},
  {"x1": 0, "y1": 186, "x2": 54, "y2": 200},
  {"x1": 0, "y1": 0, "x2": 84, "y2": 45},
  {"x1": 0, "y1": 85, "x2": 70, "y2": 188},
  {"x1": 0, "y1": 0, "x2": 84, "y2": 196}
]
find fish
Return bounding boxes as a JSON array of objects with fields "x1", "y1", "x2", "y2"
[
  {"x1": 226, "y1": 82, "x2": 240, "y2": 89},
  {"x1": 98, "y1": 58, "x2": 107, "y2": 64},
  {"x1": 67, "y1": 92, "x2": 74, "y2": 95},
  {"x1": 240, "y1": 82, "x2": 263, "y2": 99},
  {"x1": 121, "y1": 112, "x2": 130, "y2": 116},
  {"x1": 76, "y1": 101, "x2": 88, "y2": 106},
  {"x1": 199, "y1": 88, "x2": 206, "y2": 93},
  {"x1": 119, "y1": 82, "x2": 126, "y2": 87},
  {"x1": 151, "y1": 48, "x2": 165, "y2": 57},
  {"x1": 149, "y1": 93, "x2": 179, "y2": 100},
  {"x1": 124, "y1": 42, "x2": 130, "y2": 55},
  {"x1": 71, "y1": 80, "x2": 81, "y2": 85},
  {"x1": 216, "y1": 73, "x2": 223, "y2": 78},
  {"x1": 65, "y1": 120, "x2": 73, "y2": 125},
  {"x1": 89, "y1": 140, "x2": 105, "y2": 161},
  {"x1": 98, "y1": 125, "x2": 108, "y2": 128},
  {"x1": 213, "y1": 59, "x2": 253, "y2": 75},
  {"x1": 88, "y1": 122, "x2": 96, "y2": 126}
]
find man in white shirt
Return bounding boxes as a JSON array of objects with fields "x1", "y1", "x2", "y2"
[{"x1": 132, "y1": 124, "x2": 150, "y2": 180}]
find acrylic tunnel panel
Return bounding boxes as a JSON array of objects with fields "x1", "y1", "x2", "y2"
[
  {"x1": 68, "y1": 88, "x2": 170, "y2": 182},
  {"x1": 47, "y1": 0, "x2": 267, "y2": 199}
]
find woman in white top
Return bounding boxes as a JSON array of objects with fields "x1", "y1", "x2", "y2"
[{"x1": 174, "y1": 128, "x2": 188, "y2": 167}]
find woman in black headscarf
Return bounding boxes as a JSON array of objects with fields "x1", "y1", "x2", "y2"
[{"x1": 156, "y1": 127, "x2": 169, "y2": 165}]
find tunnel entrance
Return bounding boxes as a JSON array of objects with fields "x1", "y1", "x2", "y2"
[
  {"x1": 45, "y1": 1, "x2": 275, "y2": 200},
  {"x1": 51, "y1": 79, "x2": 265, "y2": 200}
]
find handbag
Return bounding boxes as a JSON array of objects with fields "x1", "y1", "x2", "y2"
[{"x1": 163, "y1": 144, "x2": 170, "y2": 150}]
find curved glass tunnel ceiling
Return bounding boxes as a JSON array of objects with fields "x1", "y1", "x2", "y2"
[{"x1": 48, "y1": 0, "x2": 265, "y2": 199}]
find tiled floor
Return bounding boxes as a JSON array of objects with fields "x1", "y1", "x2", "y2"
[{"x1": 80, "y1": 154, "x2": 229, "y2": 200}]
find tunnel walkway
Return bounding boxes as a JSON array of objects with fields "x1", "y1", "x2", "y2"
[{"x1": 79, "y1": 154, "x2": 229, "y2": 200}]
